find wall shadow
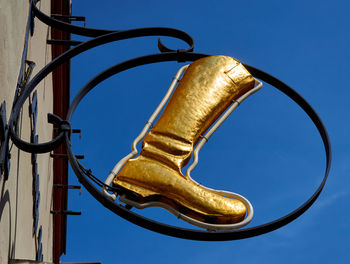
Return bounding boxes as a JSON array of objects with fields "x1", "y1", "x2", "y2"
[{"x1": 0, "y1": 180, "x2": 13, "y2": 263}]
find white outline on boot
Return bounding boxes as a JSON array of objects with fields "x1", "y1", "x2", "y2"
[{"x1": 103, "y1": 64, "x2": 262, "y2": 230}]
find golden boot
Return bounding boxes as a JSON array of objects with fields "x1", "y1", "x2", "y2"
[{"x1": 113, "y1": 56, "x2": 256, "y2": 225}]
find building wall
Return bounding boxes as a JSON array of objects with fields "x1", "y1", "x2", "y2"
[{"x1": 0, "y1": 1, "x2": 54, "y2": 263}]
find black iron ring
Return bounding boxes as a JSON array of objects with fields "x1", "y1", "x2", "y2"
[{"x1": 65, "y1": 52, "x2": 331, "y2": 241}]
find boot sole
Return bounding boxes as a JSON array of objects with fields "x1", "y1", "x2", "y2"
[{"x1": 114, "y1": 180, "x2": 245, "y2": 226}]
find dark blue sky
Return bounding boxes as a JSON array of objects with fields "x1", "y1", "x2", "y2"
[{"x1": 61, "y1": 0, "x2": 349, "y2": 263}]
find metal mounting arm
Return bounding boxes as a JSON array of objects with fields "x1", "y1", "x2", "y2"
[{"x1": 0, "y1": 0, "x2": 331, "y2": 241}]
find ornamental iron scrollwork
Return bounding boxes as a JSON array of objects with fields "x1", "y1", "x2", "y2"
[{"x1": 0, "y1": 0, "x2": 331, "y2": 241}]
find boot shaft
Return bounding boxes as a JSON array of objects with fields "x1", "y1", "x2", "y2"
[
  {"x1": 113, "y1": 56, "x2": 256, "y2": 226},
  {"x1": 141, "y1": 56, "x2": 255, "y2": 171}
]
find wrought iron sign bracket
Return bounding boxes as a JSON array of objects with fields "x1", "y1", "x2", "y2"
[
  {"x1": 53, "y1": 184, "x2": 82, "y2": 196},
  {"x1": 51, "y1": 14, "x2": 86, "y2": 26},
  {"x1": 51, "y1": 210, "x2": 82, "y2": 216},
  {"x1": 1, "y1": 0, "x2": 332, "y2": 241},
  {"x1": 50, "y1": 153, "x2": 85, "y2": 160},
  {"x1": 47, "y1": 39, "x2": 82, "y2": 46},
  {"x1": 53, "y1": 127, "x2": 82, "y2": 137}
]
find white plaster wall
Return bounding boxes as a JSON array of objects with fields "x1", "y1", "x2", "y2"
[{"x1": 0, "y1": 0, "x2": 54, "y2": 263}]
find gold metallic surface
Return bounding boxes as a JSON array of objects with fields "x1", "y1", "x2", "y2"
[{"x1": 113, "y1": 56, "x2": 256, "y2": 224}]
